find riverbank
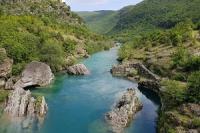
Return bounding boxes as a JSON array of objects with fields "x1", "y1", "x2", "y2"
[{"x1": 111, "y1": 60, "x2": 200, "y2": 133}]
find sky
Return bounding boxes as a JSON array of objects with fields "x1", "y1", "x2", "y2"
[{"x1": 66, "y1": 0, "x2": 143, "y2": 11}]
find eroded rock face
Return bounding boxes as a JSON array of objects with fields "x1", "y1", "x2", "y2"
[
  {"x1": 5, "y1": 77, "x2": 15, "y2": 90},
  {"x1": 4, "y1": 88, "x2": 48, "y2": 117},
  {"x1": 111, "y1": 63, "x2": 160, "y2": 81},
  {"x1": 14, "y1": 61, "x2": 54, "y2": 89},
  {"x1": 0, "y1": 48, "x2": 13, "y2": 78},
  {"x1": 105, "y1": 89, "x2": 142, "y2": 133},
  {"x1": 67, "y1": 64, "x2": 90, "y2": 75},
  {"x1": 0, "y1": 78, "x2": 6, "y2": 88},
  {"x1": 179, "y1": 103, "x2": 200, "y2": 117}
]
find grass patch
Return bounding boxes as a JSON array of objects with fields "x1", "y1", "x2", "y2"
[
  {"x1": 0, "y1": 90, "x2": 9, "y2": 103},
  {"x1": 161, "y1": 80, "x2": 187, "y2": 109}
]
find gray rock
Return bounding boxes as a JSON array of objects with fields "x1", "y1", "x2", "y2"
[
  {"x1": 67, "y1": 64, "x2": 90, "y2": 75},
  {"x1": 0, "y1": 48, "x2": 13, "y2": 78},
  {"x1": 111, "y1": 63, "x2": 160, "y2": 81},
  {"x1": 14, "y1": 61, "x2": 54, "y2": 89},
  {"x1": 38, "y1": 96, "x2": 48, "y2": 117},
  {"x1": 105, "y1": 89, "x2": 142, "y2": 133},
  {"x1": 5, "y1": 77, "x2": 15, "y2": 90},
  {"x1": 4, "y1": 88, "x2": 48, "y2": 117},
  {"x1": 179, "y1": 103, "x2": 200, "y2": 117},
  {"x1": 0, "y1": 78, "x2": 6, "y2": 88}
]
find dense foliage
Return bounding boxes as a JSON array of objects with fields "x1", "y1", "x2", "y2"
[
  {"x1": 187, "y1": 72, "x2": 200, "y2": 103},
  {"x1": 110, "y1": 0, "x2": 200, "y2": 39},
  {"x1": 0, "y1": 1, "x2": 113, "y2": 75}
]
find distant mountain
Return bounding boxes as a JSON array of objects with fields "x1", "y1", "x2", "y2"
[
  {"x1": 78, "y1": 0, "x2": 200, "y2": 38},
  {"x1": 110, "y1": 0, "x2": 200, "y2": 36},
  {"x1": 77, "y1": 10, "x2": 118, "y2": 34}
]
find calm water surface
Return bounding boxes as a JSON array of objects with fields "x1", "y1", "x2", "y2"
[{"x1": 1, "y1": 47, "x2": 160, "y2": 133}]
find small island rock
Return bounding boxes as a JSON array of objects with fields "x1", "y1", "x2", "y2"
[
  {"x1": 105, "y1": 89, "x2": 142, "y2": 133},
  {"x1": 67, "y1": 64, "x2": 90, "y2": 75}
]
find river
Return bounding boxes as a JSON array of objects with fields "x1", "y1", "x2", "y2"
[{"x1": 0, "y1": 47, "x2": 160, "y2": 133}]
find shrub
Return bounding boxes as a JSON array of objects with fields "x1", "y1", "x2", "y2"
[
  {"x1": 40, "y1": 40, "x2": 65, "y2": 72},
  {"x1": 0, "y1": 50, "x2": 6, "y2": 63},
  {"x1": 187, "y1": 72, "x2": 200, "y2": 103},
  {"x1": 172, "y1": 47, "x2": 189, "y2": 68},
  {"x1": 0, "y1": 90, "x2": 9, "y2": 103},
  {"x1": 161, "y1": 80, "x2": 187, "y2": 109}
]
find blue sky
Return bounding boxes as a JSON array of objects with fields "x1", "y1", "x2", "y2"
[{"x1": 66, "y1": 0, "x2": 143, "y2": 11}]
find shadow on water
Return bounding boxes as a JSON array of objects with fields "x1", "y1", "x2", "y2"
[{"x1": 138, "y1": 87, "x2": 161, "y2": 106}]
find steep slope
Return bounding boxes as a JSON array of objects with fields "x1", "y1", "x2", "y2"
[
  {"x1": 79, "y1": 0, "x2": 200, "y2": 40},
  {"x1": 115, "y1": 0, "x2": 200, "y2": 132},
  {"x1": 77, "y1": 10, "x2": 118, "y2": 34},
  {"x1": 0, "y1": 0, "x2": 113, "y2": 74},
  {"x1": 110, "y1": 0, "x2": 200, "y2": 38}
]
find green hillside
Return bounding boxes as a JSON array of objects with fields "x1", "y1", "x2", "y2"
[
  {"x1": 77, "y1": 10, "x2": 118, "y2": 34},
  {"x1": 112, "y1": 0, "x2": 200, "y2": 39},
  {"x1": 0, "y1": 0, "x2": 113, "y2": 74},
  {"x1": 79, "y1": 0, "x2": 200, "y2": 40},
  {"x1": 114, "y1": 0, "x2": 200, "y2": 132}
]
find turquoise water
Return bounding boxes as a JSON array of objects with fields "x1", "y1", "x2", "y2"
[{"x1": 1, "y1": 47, "x2": 160, "y2": 133}]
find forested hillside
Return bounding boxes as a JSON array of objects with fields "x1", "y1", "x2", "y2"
[
  {"x1": 0, "y1": 0, "x2": 112, "y2": 74},
  {"x1": 77, "y1": 10, "x2": 118, "y2": 34},
  {"x1": 111, "y1": 0, "x2": 200, "y2": 40},
  {"x1": 112, "y1": 0, "x2": 200, "y2": 132},
  {"x1": 79, "y1": 0, "x2": 200, "y2": 40}
]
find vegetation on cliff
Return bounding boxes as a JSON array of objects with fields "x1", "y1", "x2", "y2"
[
  {"x1": 86, "y1": 0, "x2": 200, "y2": 132},
  {"x1": 0, "y1": 0, "x2": 113, "y2": 75},
  {"x1": 117, "y1": 16, "x2": 200, "y2": 133}
]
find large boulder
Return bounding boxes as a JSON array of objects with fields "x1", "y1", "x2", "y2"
[
  {"x1": 67, "y1": 64, "x2": 90, "y2": 75},
  {"x1": 14, "y1": 61, "x2": 54, "y2": 89},
  {"x1": 105, "y1": 89, "x2": 142, "y2": 133}
]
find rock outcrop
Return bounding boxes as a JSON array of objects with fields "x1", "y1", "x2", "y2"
[
  {"x1": 105, "y1": 89, "x2": 142, "y2": 133},
  {"x1": 3, "y1": 61, "x2": 52, "y2": 130},
  {"x1": 14, "y1": 61, "x2": 54, "y2": 89},
  {"x1": 5, "y1": 77, "x2": 15, "y2": 90},
  {"x1": 0, "y1": 48, "x2": 13, "y2": 88},
  {"x1": 111, "y1": 63, "x2": 160, "y2": 81},
  {"x1": 138, "y1": 79, "x2": 160, "y2": 93},
  {"x1": 4, "y1": 88, "x2": 48, "y2": 117},
  {"x1": 67, "y1": 64, "x2": 90, "y2": 75},
  {"x1": 0, "y1": 48, "x2": 13, "y2": 78}
]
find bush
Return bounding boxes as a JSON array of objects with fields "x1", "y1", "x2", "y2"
[
  {"x1": 0, "y1": 50, "x2": 6, "y2": 63},
  {"x1": 161, "y1": 80, "x2": 187, "y2": 109},
  {"x1": 187, "y1": 72, "x2": 200, "y2": 103},
  {"x1": 40, "y1": 40, "x2": 65, "y2": 72},
  {"x1": 0, "y1": 90, "x2": 9, "y2": 103}
]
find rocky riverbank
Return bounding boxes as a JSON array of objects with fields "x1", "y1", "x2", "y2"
[
  {"x1": 0, "y1": 50, "x2": 54, "y2": 129},
  {"x1": 105, "y1": 88, "x2": 142, "y2": 133},
  {"x1": 111, "y1": 62, "x2": 200, "y2": 133}
]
